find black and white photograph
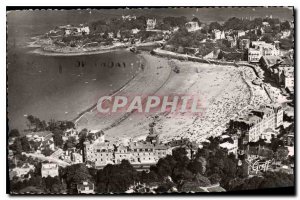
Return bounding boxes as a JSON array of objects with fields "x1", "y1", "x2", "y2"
[{"x1": 6, "y1": 6, "x2": 295, "y2": 195}]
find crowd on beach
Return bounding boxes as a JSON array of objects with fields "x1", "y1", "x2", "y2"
[{"x1": 159, "y1": 62, "x2": 275, "y2": 144}]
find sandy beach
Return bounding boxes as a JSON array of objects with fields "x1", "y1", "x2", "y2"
[{"x1": 77, "y1": 52, "x2": 253, "y2": 143}]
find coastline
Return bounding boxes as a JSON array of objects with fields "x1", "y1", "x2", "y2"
[
  {"x1": 29, "y1": 44, "x2": 128, "y2": 56},
  {"x1": 28, "y1": 36, "x2": 164, "y2": 57},
  {"x1": 22, "y1": 44, "x2": 270, "y2": 143},
  {"x1": 73, "y1": 53, "x2": 146, "y2": 125}
]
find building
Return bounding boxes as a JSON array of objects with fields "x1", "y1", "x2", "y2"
[
  {"x1": 213, "y1": 29, "x2": 225, "y2": 40},
  {"x1": 26, "y1": 131, "x2": 53, "y2": 142},
  {"x1": 239, "y1": 39, "x2": 250, "y2": 50},
  {"x1": 248, "y1": 48, "x2": 262, "y2": 63},
  {"x1": 246, "y1": 145, "x2": 274, "y2": 160},
  {"x1": 229, "y1": 104, "x2": 283, "y2": 143},
  {"x1": 10, "y1": 164, "x2": 35, "y2": 180},
  {"x1": 185, "y1": 21, "x2": 201, "y2": 32},
  {"x1": 114, "y1": 144, "x2": 131, "y2": 164},
  {"x1": 41, "y1": 163, "x2": 59, "y2": 178},
  {"x1": 261, "y1": 128, "x2": 278, "y2": 143},
  {"x1": 281, "y1": 30, "x2": 291, "y2": 39},
  {"x1": 63, "y1": 128, "x2": 78, "y2": 141},
  {"x1": 122, "y1": 15, "x2": 136, "y2": 21},
  {"x1": 260, "y1": 55, "x2": 294, "y2": 88},
  {"x1": 237, "y1": 30, "x2": 246, "y2": 38},
  {"x1": 284, "y1": 74, "x2": 294, "y2": 91},
  {"x1": 129, "y1": 142, "x2": 158, "y2": 164},
  {"x1": 262, "y1": 21, "x2": 270, "y2": 27},
  {"x1": 61, "y1": 24, "x2": 90, "y2": 36},
  {"x1": 226, "y1": 36, "x2": 237, "y2": 48},
  {"x1": 248, "y1": 41, "x2": 280, "y2": 63},
  {"x1": 40, "y1": 138, "x2": 55, "y2": 151},
  {"x1": 84, "y1": 131, "x2": 203, "y2": 168},
  {"x1": 219, "y1": 135, "x2": 238, "y2": 157},
  {"x1": 85, "y1": 141, "x2": 115, "y2": 167},
  {"x1": 146, "y1": 19, "x2": 156, "y2": 30},
  {"x1": 71, "y1": 152, "x2": 83, "y2": 164},
  {"x1": 76, "y1": 24, "x2": 90, "y2": 35},
  {"x1": 77, "y1": 181, "x2": 95, "y2": 194},
  {"x1": 131, "y1": 28, "x2": 140, "y2": 35}
]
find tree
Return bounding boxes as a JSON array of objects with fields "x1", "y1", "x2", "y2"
[
  {"x1": 223, "y1": 17, "x2": 243, "y2": 30},
  {"x1": 209, "y1": 173, "x2": 221, "y2": 184},
  {"x1": 43, "y1": 176, "x2": 63, "y2": 193},
  {"x1": 20, "y1": 136, "x2": 31, "y2": 153},
  {"x1": 209, "y1": 22, "x2": 222, "y2": 32},
  {"x1": 191, "y1": 17, "x2": 201, "y2": 26},
  {"x1": 280, "y1": 38, "x2": 294, "y2": 50},
  {"x1": 275, "y1": 147, "x2": 289, "y2": 161},
  {"x1": 281, "y1": 21, "x2": 291, "y2": 30},
  {"x1": 52, "y1": 128, "x2": 63, "y2": 147},
  {"x1": 63, "y1": 163, "x2": 92, "y2": 193},
  {"x1": 96, "y1": 160, "x2": 139, "y2": 193},
  {"x1": 9, "y1": 129, "x2": 20, "y2": 138},
  {"x1": 26, "y1": 115, "x2": 46, "y2": 131},
  {"x1": 41, "y1": 147, "x2": 53, "y2": 156},
  {"x1": 10, "y1": 138, "x2": 23, "y2": 155},
  {"x1": 261, "y1": 33, "x2": 274, "y2": 43},
  {"x1": 187, "y1": 159, "x2": 203, "y2": 174},
  {"x1": 63, "y1": 137, "x2": 77, "y2": 150}
]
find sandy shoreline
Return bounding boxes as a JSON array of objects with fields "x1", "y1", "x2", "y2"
[
  {"x1": 87, "y1": 53, "x2": 252, "y2": 143},
  {"x1": 29, "y1": 45, "x2": 127, "y2": 56},
  {"x1": 16, "y1": 45, "x2": 262, "y2": 143}
]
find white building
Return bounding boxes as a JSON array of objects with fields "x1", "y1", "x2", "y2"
[
  {"x1": 26, "y1": 131, "x2": 53, "y2": 142},
  {"x1": 77, "y1": 24, "x2": 90, "y2": 35},
  {"x1": 261, "y1": 128, "x2": 278, "y2": 143},
  {"x1": 146, "y1": 19, "x2": 157, "y2": 30},
  {"x1": 185, "y1": 21, "x2": 201, "y2": 32},
  {"x1": 131, "y1": 28, "x2": 140, "y2": 34},
  {"x1": 230, "y1": 104, "x2": 283, "y2": 143},
  {"x1": 237, "y1": 30, "x2": 246, "y2": 38},
  {"x1": 262, "y1": 21, "x2": 270, "y2": 27},
  {"x1": 219, "y1": 135, "x2": 238, "y2": 157},
  {"x1": 248, "y1": 41, "x2": 280, "y2": 63},
  {"x1": 77, "y1": 181, "x2": 94, "y2": 194},
  {"x1": 213, "y1": 29, "x2": 225, "y2": 40},
  {"x1": 71, "y1": 152, "x2": 83, "y2": 164},
  {"x1": 122, "y1": 15, "x2": 136, "y2": 21},
  {"x1": 281, "y1": 30, "x2": 291, "y2": 39},
  {"x1": 41, "y1": 163, "x2": 59, "y2": 178},
  {"x1": 284, "y1": 68, "x2": 294, "y2": 93}
]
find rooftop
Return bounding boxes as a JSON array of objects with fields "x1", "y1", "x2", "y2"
[
  {"x1": 219, "y1": 142, "x2": 236, "y2": 150},
  {"x1": 42, "y1": 163, "x2": 58, "y2": 170},
  {"x1": 26, "y1": 131, "x2": 53, "y2": 138}
]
